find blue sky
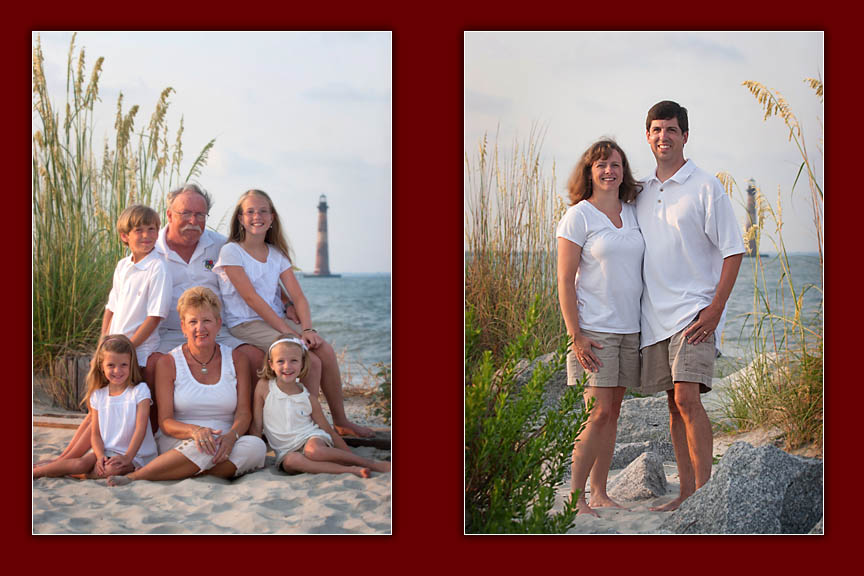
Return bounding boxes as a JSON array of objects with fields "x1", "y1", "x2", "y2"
[
  {"x1": 34, "y1": 31, "x2": 391, "y2": 273},
  {"x1": 465, "y1": 31, "x2": 824, "y2": 254}
]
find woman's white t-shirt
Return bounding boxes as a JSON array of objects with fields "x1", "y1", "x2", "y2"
[
  {"x1": 556, "y1": 201, "x2": 644, "y2": 333},
  {"x1": 89, "y1": 383, "x2": 158, "y2": 467},
  {"x1": 214, "y1": 243, "x2": 293, "y2": 328}
]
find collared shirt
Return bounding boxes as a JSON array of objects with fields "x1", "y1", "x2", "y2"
[
  {"x1": 153, "y1": 226, "x2": 227, "y2": 331},
  {"x1": 105, "y1": 248, "x2": 172, "y2": 364},
  {"x1": 635, "y1": 159, "x2": 745, "y2": 349}
]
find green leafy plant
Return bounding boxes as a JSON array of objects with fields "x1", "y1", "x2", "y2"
[{"x1": 465, "y1": 297, "x2": 589, "y2": 534}]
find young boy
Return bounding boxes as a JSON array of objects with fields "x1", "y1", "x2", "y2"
[{"x1": 103, "y1": 204, "x2": 173, "y2": 399}]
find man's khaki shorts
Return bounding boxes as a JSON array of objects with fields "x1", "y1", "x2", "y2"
[
  {"x1": 640, "y1": 319, "x2": 715, "y2": 395},
  {"x1": 566, "y1": 330, "x2": 640, "y2": 389}
]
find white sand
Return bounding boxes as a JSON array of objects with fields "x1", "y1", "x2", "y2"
[{"x1": 32, "y1": 398, "x2": 391, "y2": 535}]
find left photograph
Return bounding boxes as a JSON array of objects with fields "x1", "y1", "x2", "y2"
[{"x1": 32, "y1": 31, "x2": 392, "y2": 535}]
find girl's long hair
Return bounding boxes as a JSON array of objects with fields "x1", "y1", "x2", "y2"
[
  {"x1": 81, "y1": 334, "x2": 141, "y2": 408},
  {"x1": 566, "y1": 139, "x2": 642, "y2": 206},
  {"x1": 228, "y1": 189, "x2": 296, "y2": 263}
]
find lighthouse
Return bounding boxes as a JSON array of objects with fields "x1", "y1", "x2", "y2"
[{"x1": 308, "y1": 194, "x2": 340, "y2": 277}]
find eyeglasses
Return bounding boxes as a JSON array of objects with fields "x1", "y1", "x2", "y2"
[{"x1": 172, "y1": 210, "x2": 208, "y2": 221}]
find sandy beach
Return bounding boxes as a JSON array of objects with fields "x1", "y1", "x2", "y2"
[{"x1": 32, "y1": 393, "x2": 391, "y2": 535}]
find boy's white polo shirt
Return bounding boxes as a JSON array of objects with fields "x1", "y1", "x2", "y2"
[
  {"x1": 636, "y1": 159, "x2": 745, "y2": 350},
  {"x1": 153, "y1": 227, "x2": 227, "y2": 331},
  {"x1": 106, "y1": 249, "x2": 172, "y2": 365}
]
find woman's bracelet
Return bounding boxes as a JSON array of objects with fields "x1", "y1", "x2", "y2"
[{"x1": 303, "y1": 328, "x2": 317, "y2": 333}]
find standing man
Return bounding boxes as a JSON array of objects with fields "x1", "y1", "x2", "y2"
[{"x1": 636, "y1": 101, "x2": 745, "y2": 511}]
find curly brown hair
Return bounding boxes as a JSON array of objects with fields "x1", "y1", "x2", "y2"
[{"x1": 566, "y1": 140, "x2": 641, "y2": 206}]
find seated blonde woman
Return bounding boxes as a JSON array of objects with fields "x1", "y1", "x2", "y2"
[{"x1": 109, "y1": 287, "x2": 266, "y2": 485}]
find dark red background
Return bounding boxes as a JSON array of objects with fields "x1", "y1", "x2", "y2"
[{"x1": 16, "y1": 5, "x2": 850, "y2": 571}]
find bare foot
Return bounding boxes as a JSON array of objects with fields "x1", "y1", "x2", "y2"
[
  {"x1": 650, "y1": 496, "x2": 688, "y2": 512},
  {"x1": 351, "y1": 467, "x2": 371, "y2": 479},
  {"x1": 370, "y1": 460, "x2": 390, "y2": 473},
  {"x1": 107, "y1": 475, "x2": 133, "y2": 487},
  {"x1": 334, "y1": 421, "x2": 375, "y2": 438},
  {"x1": 575, "y1": 498, "x2": 600, "y2": 518},
  {"x1": 589, "y1": 495, "x2": 627, "y2": 510},
  {"x1": 33, "y1": 457, "x2": 59, "y2": 468}
]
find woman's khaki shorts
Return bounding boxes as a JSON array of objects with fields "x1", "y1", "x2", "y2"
[
  {"x1": 566, "y1": 330, "x2": 640, "y2": 389},
  {"x1": 229, "y1": 319, "x2": 302, "y2": 351},
  {"x1": 640, "y1": 320, "x2": 716, "y2": 395}
]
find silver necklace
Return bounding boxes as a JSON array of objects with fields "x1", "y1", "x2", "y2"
[{"x1": 186, "y1": 344, "x2": 217, "y2": 374}]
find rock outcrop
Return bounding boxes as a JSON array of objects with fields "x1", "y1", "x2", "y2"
[{"x1": 659, "y1": 442, "x2": 823, "y2": 534}]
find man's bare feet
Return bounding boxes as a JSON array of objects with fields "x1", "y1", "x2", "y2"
[
  {"x1": 650, "y1": 495, "x2": 689, "y2": 512},
  {"x1": 334, "y1": 421, "x2": 375, "y2": 438},
  {"x1": 350, "y1": 467, "x2": 371, "y2": 478},
  {"x1": 33, "y1": 457, "x2": 59, "y2": 468},
  {"x1": 107, "y1": 475, "x2": 133, "y2": 487}
]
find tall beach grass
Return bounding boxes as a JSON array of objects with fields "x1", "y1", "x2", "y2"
[
  {"x1": 464, "y1": 126, "x2": 566, "y2": 364},
  {"x1": 32, "y1": 33, "x2": 214, "y2": 405},
  {"x1": 717, "y1": 78, "x2": 824, "y2": 450}
]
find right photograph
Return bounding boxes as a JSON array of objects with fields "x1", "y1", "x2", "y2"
[{"x1": 464, "y1": 31, "x2": 824, "y2": 535}]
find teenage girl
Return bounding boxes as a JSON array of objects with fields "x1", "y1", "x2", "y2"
[
  {"x1": 250, "y1": 336, "x2": 389, "y2": 478},
  {"x1": 34, "y1": 335, "x2": 158, "y2": 479},
  {"x1": 214, "y1": 189, "x2": 373, "y2": 438}
]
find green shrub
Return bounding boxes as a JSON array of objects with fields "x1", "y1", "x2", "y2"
[{"x1": 465, "y1": 297, "x2": 588, "y2": 534}]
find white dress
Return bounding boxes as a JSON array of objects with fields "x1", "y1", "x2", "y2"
[
  {"x1": 262, "y1": 379, "x2": 332, "y2": 464},
  {"x1": 90, "y1": 383, "x2": 158, "y2": 467}
]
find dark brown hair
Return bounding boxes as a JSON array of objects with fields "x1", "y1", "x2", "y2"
[
  {"x1": 645, "y1": 100, "x2": 689, "y2": 133},
  {"x1": 566, "y1": 140, "x2": 641, "y2": 206}
]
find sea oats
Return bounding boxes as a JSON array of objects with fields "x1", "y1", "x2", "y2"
[
  {"x1": 804, "y1": 77, "x2": 823, "y2": 102},
  {"x1": 715, "y1": 170, "x2": 736, "y2": 198}
]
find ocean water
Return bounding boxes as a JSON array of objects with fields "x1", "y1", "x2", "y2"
[
  {"x1": 719, "y1": 253, "x2": 823, "y2": 361},
  {"x1": 296, "y1": 273, "x2": 391, "y2": 388}
]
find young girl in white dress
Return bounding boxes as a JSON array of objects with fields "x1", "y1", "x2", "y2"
[
  {"x1": 250, "y1": 336, "x2": 389, "y2": 478},
  {"x1": 34, "y1": 335, "x2": 158, "y2": 479}
]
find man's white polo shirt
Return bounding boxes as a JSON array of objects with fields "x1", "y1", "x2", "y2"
[
  {"x1": 636, "y1": 159, "x2": 745, "y2": 350},
  {"x1": 153, "y1": 227, "x2": 227, "y2": 331},
  {"x1": 105, "y1": 249, "x2": 172, "y2": 365}
]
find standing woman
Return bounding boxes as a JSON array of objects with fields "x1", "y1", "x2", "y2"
[{"x1": 556, "y1": 140, "x2": 644, "y2": 517}]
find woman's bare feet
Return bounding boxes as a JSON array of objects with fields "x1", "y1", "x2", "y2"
[
  {"x1": 574, "y1": 496, "x2": 600, "y2": 518},
  {"x1": 370, "y1": 460, "x2": 390, "y2": 473},
  {"x1": 589, "y1": 494, "x2": 627, "y2": 509}
]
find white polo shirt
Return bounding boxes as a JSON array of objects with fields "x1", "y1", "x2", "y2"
[
  {"x1": 105, "y1": 249, "x2": 172, "y2": 365},
  {"x1": 556, "y1": 201, "x2": 644, "y2": 333},
  {"x1": 153, "y1": 227, "x2": 227, "y2": 331},
  {"x1": 636, "y1": 159, "x2": 745, "y2": 349}
]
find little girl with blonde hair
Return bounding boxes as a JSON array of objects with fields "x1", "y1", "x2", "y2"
[
  {"x1": 250, "y1": 336, "x2": 389, "y2": 478},
  {"x1": 34, "y1": 335, "x2": 158, "y2": 479}
]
